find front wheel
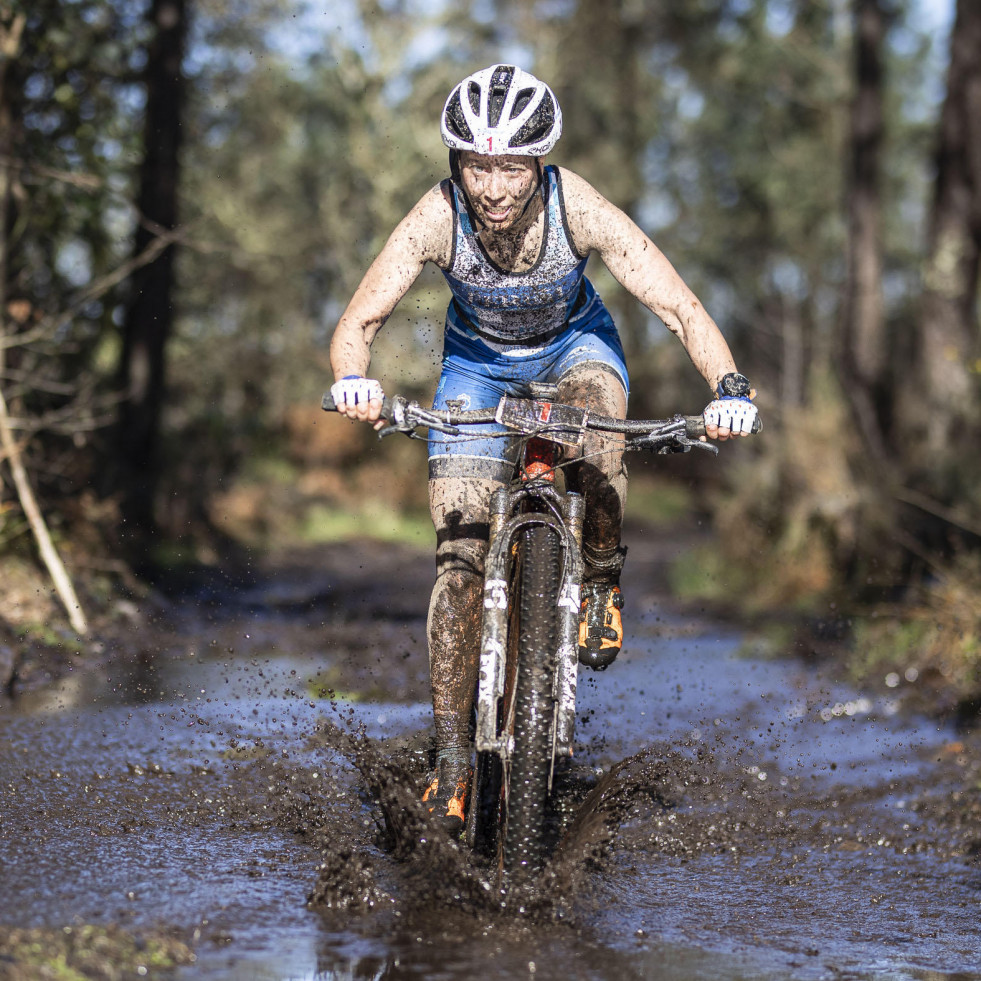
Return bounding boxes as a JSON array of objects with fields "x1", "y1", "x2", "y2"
[{"x1": 502, "y1": 522, "x2": 561, "y2": 878}]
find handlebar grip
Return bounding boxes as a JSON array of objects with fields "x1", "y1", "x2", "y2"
[
  {"x1": 321, "y1": 392, "x2": 393, "y2": 417},
  {"x1": 685, "y1": 415, "x2": 706, "y2": 438}
]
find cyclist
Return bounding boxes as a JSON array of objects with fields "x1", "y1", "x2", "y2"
[{"x1": 329, "y1": 64, "x2": 759, "y2": 833}]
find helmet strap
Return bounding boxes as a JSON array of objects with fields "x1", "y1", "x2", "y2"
[{"x1": 516, "y1": 158, "x2": 545, "y2": 221}]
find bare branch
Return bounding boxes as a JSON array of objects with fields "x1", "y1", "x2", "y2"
[
  {"x1": 0, "y1": 384, "x2": 88, "y2": 634},
  {"x1": 1, "y1": 368, "x2": 84, "y2": 397},
  {"x1": 1, "y1": 223, "x2": 186, "y2": 350},
  {"x1": 0, "y1": 11, "x2": 25, "y2": 64},
  {"x1": 0, "y1": 422, "x2": 27, "y2": 464},
  {"x1": 3, "y1": 404, "x2": 118, "y2": 438},
  {"x1": 893, "y1": 486, "x2": 981, "y2": 540},
  {"x1": 0, "y1": 152, "x2": 103, "y2": 192}
]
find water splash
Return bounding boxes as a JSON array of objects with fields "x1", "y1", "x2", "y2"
[{"x1": 304, "y1": 719, "x2": 675, "y2": 922}]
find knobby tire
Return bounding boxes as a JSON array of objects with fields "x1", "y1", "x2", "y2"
[{"x1": 503, "y1": 522, "x2": 560, "y2": 877}]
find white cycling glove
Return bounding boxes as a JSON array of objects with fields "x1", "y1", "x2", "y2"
[
  {"x1": 330, "y1": 375, "x2": 384, "y2": 409},
  {"x1": 703, "y1": 397, "x2": 759, "y2": 435}
]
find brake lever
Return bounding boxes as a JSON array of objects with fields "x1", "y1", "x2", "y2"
[
  {"x1": 657, "y1": 435, "x2": 719, "y2": 456},
  {"x1": 630, "y1": 421, "x2": 720, "y2": 456},
  {"x1": 377, "y1": 396, "x2": 462, "y2": 438}
]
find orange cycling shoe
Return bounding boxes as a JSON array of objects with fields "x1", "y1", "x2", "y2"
[
  {"x1": 422, "y1": 761, "x2": 472, "y2": 835},
  {"x1": 578, "y1": 581, "x2": 624, "y2": 670}
]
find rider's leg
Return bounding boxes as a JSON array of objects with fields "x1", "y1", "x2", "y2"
[
  {"x1": 556, "y1": 363, "x2": 628, "y2": 571},
  {"x1": 556, "y1": 363, "x2": 629, "y2": 668},
  {"x1": 425, "y1": 474, "x2": 501, "y2": 825}
]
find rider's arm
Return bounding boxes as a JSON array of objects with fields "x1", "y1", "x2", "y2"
[
  {"x1": 330, "y1": 184, "x2": 452, "y2": 422},
  {"x1": 559, "y1": 168, "x2": 755, "y2": 440},
  {"x1": 560, "y1": 169, "x2": 738, "y2": 391}
]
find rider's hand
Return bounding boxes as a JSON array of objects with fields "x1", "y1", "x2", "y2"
[
  {"x1": 703, "y1": 372, "x2": 759, "y2": 441},
  {"x1": 330, "y1": 375, "x2": 385, "y2": 425}
]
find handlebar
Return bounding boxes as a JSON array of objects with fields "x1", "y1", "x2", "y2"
[
  {"x1": 320, "y1": 392, "x2": 766, "y2": 456},
  {"x1": 321, "y1": 392, "x2": 711, "y2": 436}
]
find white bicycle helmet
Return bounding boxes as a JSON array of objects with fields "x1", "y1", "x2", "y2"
[{"x1": 441, "y1": 64, "x2": 562, "y2": 157}]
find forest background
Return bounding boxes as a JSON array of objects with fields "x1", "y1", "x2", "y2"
[{"x1": 1, "y1": 0, "x2": 979, "y2": 714}]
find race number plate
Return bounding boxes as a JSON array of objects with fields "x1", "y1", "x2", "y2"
[{"x1": 495, "y1": 396, "x2": 586, "y2": 447}]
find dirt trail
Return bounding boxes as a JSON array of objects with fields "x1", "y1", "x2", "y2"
[{"x1": 1, "y1": 528, "x2": 980, "y2": 980}]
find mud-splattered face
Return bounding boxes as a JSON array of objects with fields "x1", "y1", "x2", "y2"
[{"x1": 458, "y1": 152, "x2": 540, "y2": 232}]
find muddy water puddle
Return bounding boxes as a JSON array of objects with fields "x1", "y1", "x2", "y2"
[{"x1": 1, "y1": 548, "x2": 980, "y2": 981}]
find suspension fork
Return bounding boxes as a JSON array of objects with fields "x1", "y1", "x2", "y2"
[
  {"x1": 476, "y1": 436, "x2": 586, "y2": 759},
  {"x1": 553, "y1": 492, "x2": 585, "y2": 759}
]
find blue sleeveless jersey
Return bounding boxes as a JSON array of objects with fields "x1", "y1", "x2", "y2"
[
  {"x1": 429, "y1": 167, "x2": 629, "y2": 479},
  {"x1": 442, "y1": 166, "x2": 599, "y2": 344}
]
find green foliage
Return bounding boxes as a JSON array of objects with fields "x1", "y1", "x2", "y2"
[
  {"x1": 850, "y1": 552, "x2": 981, "y2": 698},
  {"x1": 301, "y1": 502, "x2": 434, "y2": 547},
  {"x1": 670, "y1": 368, "x2": 909, "y2": 614},
  {"x1": 624, "y1": 473, "x2": 694, "y2": 528},
  {"x1": 0, "y1": 924, "x2": 194, "y2": 980},
  {"x1": 1, "y1": 1, "x2": 148, "y2": 511},
  {"x1": 7, "y1": 0, "x2": 143, "y2": 326}
]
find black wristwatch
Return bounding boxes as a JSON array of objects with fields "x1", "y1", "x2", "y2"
[{"x1": 716, "y1": 372, "x2": 753, "y2": 399}]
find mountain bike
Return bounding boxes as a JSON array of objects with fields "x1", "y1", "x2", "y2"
[{"x1": 322, "y1": 383, "x2": 739, "y2": 883}]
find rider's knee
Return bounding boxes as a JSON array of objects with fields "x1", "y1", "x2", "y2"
[{"x1": 556, "y1": 362, "x2": 626, "y2": 415}]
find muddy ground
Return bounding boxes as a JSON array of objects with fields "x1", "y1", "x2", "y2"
[{"x1": 1, "y1": 525, "x2": 980, "y2": 980}]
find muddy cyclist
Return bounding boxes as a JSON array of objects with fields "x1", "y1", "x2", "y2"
[{"x1": 328, "y1": 64, "x2": 760, "y2": 834}]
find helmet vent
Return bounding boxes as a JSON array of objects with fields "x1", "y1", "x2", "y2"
[
  {"x1": 510, "y1": 91, "x2": 556, "y2": 148},
  {"x1": 467, "y1": 82, "x2": 481, "y2": 115},
  {"x1": 487, "y1": 64, "x2": 515, "y2": 128},
  {"x1": 445, "y1": 89, "x2": 474, "y2": 143},
  {"x1": 511, "y1": 88, "x2": 535, "y2": 119}
]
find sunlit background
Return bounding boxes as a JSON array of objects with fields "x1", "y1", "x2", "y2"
[{"x1": 1, "y1": 0, "x2": 979, "y2": 704}]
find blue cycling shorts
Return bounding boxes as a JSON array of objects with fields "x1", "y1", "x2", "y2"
[{"x1": 428, "y1": 291, "x2": 629, "y2": 482}]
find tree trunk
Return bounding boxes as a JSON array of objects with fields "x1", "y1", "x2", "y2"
[
  {"x1": 841, "y1": 0, "x2": 889, "y2": 462},
  {"x1": 912, "y1": 0, "x2": 981, "y2": 463},
  {"x1": 843, "y1": 0, "x2": 886, "y2": 388},
  {"x1": 115, "y1": 0, "x2": 188, "y2": 532}
]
